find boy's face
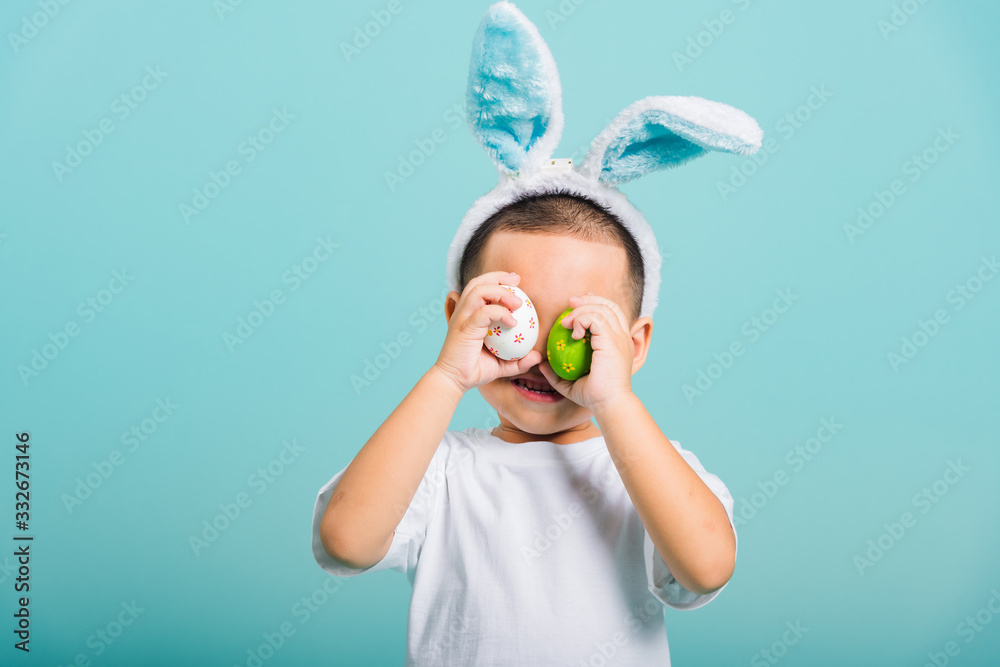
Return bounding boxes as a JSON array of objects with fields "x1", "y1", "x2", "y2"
[{"x1": 451, "y1": 229, "x2": 648, "y2": 444}]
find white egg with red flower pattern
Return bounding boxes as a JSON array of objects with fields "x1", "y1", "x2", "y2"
[{"x1": 483, "y1": 284, "x2": 538, "y2": 361}]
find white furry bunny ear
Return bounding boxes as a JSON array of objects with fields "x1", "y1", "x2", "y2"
[
  {"x1": 466, "y1": 1, "x2": 564, "y2": 178},
  {"x1": 578, "y1": 96, "x2": 763, "y2": 186}
]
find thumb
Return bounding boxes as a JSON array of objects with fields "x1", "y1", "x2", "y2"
[
  {"x1": 514, "y1": 349, "x2": 543, "y2": 374},
  {"x1": 497, "y1": 349, "x2": 542, "y2": 377},
  {"x1": 537, "y1": 359, "x2": 572, "y2": 396}
]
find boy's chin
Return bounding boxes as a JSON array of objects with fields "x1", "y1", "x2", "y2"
[{"x1": 502, "y1": 401, "x2": 586, "y2": 432}]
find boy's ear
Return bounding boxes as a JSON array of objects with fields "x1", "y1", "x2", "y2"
[
  {"x1": 629, "y1": 316, "x2": 654, "y2": 376},
  {"x1": 578, "y1": 96, "x2": 763, "y2": 186},
  {"x1": 466, "y1": 2, "x2": 563, "y2": 177}
]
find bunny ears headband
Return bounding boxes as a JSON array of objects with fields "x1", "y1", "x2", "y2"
[{"x1": 445, "y1": 1, "x2": 764, "y2": 321}]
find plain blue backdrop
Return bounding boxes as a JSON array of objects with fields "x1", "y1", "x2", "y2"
[{"x1": 2, "y1": 1, "x2": 998, "y2": 665}]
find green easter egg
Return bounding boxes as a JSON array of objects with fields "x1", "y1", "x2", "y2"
[{"x1": 546, "y1": 307, "x2": 593, "y2": 381}]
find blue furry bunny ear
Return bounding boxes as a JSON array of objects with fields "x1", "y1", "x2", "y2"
[
  {"x1": 466, "y1": 1, "x2": 563, "y2": 178},
  {"x1": 578, "y1": 96, "x2": 764, "y2": 186}
]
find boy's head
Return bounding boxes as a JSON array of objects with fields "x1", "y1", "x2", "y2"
[
  {"x1": 442, "y1": 2, "x2": 763, "y2": 441},
  {"x1": 458, "y1": 191, "x2": 645, "y2": 325},
  {"x1": 445, "y1": 191, "x2": 655, "y2": 443}
]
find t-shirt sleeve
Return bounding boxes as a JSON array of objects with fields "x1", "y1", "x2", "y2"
[
  {"x1": 643, "y1": 440, "x2": 737, "y2": 611},
  {"x1": 311, "y1": 444, "x2": 446, "y2": 579}
]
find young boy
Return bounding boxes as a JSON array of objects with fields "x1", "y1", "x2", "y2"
[
  {"x1": 310, "y1": 192, "x2": 738, "y2": 665},
  {"x1": 311, "y1": 2, "x2": 761, "y2": 662}
]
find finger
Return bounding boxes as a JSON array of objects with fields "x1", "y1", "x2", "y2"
[
  {"x1": 468, "y1": 303, "x2": 518, "y2": 331},
  {"x1": 561, "y1": 295, "x2": 604, "y2": 331},
  {"x1": 493, "y1": 284, "x2": 524, "y2": 312},
  {"x1": 571, "y1": 294, "x2": 628, "y2": 331},
  {"x1": 557, "y1": 309, "x2": 574, "y2": 330},
  {"x1": 573, "y1": 313, "x2": 593, "y2": 340},
  {"x1": 459, "y1": 285, "x2": 522, "y2": 324},
  {"x1": 468, "y1": 281, "x2": 523, "y2": 313},
  {"x1": 556, "y1": 304, "x2": 596, "y2": 339},
  {"x1": 466, "y1": 270, "x2": 521, "y2": 292},
  {"x1": 509, "y1": 349, "x2": 542, "y2": 375},
  {"x1": 571, "y1": 298, "x2": 626, "y2": 334},
  {"x1": 493, "y1": 349, "x2": 541, "y2": 381},
  {"x1": 568, "y1": 309, "x2": 611, "y2": 341},
  {"x1": 455, "y1": 272, "x2": 518, "y2": 321}
]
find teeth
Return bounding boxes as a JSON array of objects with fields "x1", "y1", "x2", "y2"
[{"x1": 516, "y1": 379, "x2": 554, "y2": 393}]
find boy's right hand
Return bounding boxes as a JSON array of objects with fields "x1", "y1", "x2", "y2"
[{"x1": 434, "y1": 271, "x2": 543, "y2": 393}]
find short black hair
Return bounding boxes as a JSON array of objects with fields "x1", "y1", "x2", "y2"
[{"x1": 459, "y1": 191, "x2": 644, "y2": 323}]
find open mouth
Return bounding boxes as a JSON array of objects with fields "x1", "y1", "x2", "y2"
[
  {"x1": 511, "y1": 377, "x2": 562, "y2": 402},
  {"x1": 513, "y1": 378, "x2": 556, "y2": 394}
]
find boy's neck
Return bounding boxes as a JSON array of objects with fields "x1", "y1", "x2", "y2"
[{"x1": 491, "y1": 421, "x2": 602, "y2": 445}]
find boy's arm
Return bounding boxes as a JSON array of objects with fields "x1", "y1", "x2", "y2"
[
  {"x1": 594, "y1": 393, "x2": 736, "y2": 596},
  {"x1": 319, "y1": 364, "x2": 466, "y2": 569}
]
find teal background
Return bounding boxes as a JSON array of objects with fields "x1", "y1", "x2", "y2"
[{"x1": 2, "y1": 0, "x2": 999, "y2": 665}]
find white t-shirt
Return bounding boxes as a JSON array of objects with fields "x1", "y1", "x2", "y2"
[{"x1": 310, "y1": 426, "x2": 737, "y2": 666}]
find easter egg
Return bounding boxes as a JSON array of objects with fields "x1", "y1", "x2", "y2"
[
  {"x1": 483, "y1": 284, "x2": 539, "y2": 361},
  {"x1": 546, "y1": 307, "x2": 592, "y2": 381}
]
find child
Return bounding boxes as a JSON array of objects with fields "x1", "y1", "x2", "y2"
[{"x1": 311, "y1": 3, "x2": 763, "y2": 664}]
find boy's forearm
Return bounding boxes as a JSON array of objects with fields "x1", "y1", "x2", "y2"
[
  {"x1": 320, "y1": 364, "x2": 466, "y2": 568},
  {"x1": 594, "y1": 393, "x2": 736, "y2": 595}
]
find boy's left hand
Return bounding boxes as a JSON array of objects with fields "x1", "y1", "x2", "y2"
[{"x1": 537, "y1": 293, "x2": 635, "y2": 414}]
